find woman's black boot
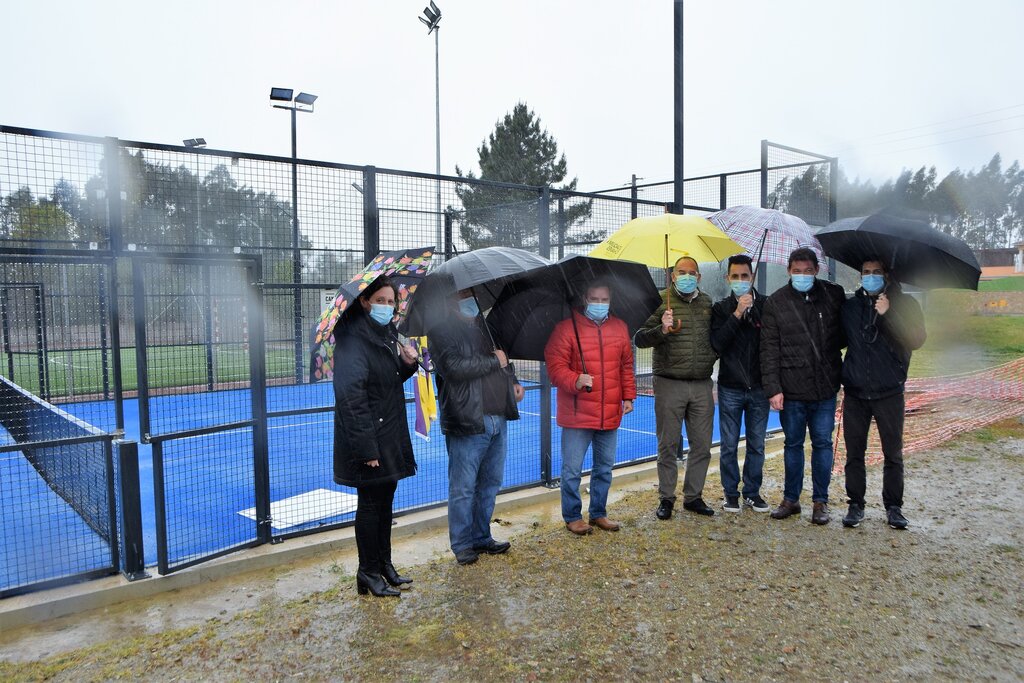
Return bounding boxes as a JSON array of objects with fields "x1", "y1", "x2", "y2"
[
  {"x1": 382, "y1": 563, "x2": 413, "y2": 588},
  {"x1": 356, "y1": 570, "x2": 400, "y2": 597}
]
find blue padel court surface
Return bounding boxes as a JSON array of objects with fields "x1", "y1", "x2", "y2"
[{"x1": 11, "y1": 381, "x2": 781, "y2": 574}]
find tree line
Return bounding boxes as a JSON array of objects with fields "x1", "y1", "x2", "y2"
[{"x1": 771, "y1": 153, "x2": 1024, "y2": 249}]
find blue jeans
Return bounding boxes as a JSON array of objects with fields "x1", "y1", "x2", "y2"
[
  {"x1": 560, "y1": 427, "x2": 618, "y2": 523},
  {"x1": 717, "y1": 385, "x2": 769, "y2": 499},
  {"x1": 445, "y1": 415, "x2": 507, "y2": 554},
  {"x1": 779, "y1": 397, "x2": 837, "y2": 504}
]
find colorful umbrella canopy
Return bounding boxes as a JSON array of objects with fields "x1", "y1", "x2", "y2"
[
  {"x1": 589, "y1": 214, "x2": 743, "y2": 269},
  {"x1": 706, "y1": 205, "x2": 828, "y2": 275},
  {"x1": 310, "y1": 246, "x2": 435, "y2": 382},
  {"x1": 817, "y1": 212, "x2": 980, "y2": 290}
]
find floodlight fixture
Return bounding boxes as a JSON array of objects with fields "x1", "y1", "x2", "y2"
[
  {"x1": 294, "y1": 92, "x2": 318, "y2": 106},
  {"x1": 420, "y1": 1, "x2": 441, "y2": 32},
  {"x1": 183, "y1": 138, "x2": 207, "y2": 148},
  {"x1": 270, "y1": 87, "x2": 294, "y2": 102}
]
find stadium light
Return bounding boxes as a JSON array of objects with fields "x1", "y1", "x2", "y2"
[{"x1": 182, "y1": 138, "x2": 207, "y2": 148}]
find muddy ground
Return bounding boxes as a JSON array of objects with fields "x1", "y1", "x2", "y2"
[{"x1": 2, "y1": 420, "x2": 1023, "y2": 682}]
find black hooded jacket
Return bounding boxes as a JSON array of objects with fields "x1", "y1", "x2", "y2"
[
  {"x1": 710, "y1": 289, "x2": 766, "y2": 390},
  {"x1": 840, "y1": 284, "x2": 926, "y2": 400}
]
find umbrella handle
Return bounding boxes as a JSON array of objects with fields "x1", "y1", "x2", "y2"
[{"x1": 664, "y1": 267, "x2": 682, "y2": 335}]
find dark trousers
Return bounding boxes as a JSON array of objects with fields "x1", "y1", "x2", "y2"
[
  {"x1": 843, "y1": 392, "x2": 905, "y2": 509},
  {"x1": 354, "y1": 480, "x2": 398, "y2": 573}
]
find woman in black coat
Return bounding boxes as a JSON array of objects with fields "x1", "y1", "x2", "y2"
[{"x1": 333, "y1": 276, "x2": 419, "y2": 597}]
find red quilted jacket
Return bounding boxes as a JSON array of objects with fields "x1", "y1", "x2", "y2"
[{"x1": 544, "y1": 311, "x2": 637, "y2": 430}]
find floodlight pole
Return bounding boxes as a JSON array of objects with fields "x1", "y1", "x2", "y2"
[
  {"x1": 672, "y1": 0, "x2": 684, "y2": 215},
  {"x1": 290, "y1": 106, "x2": 302, "y2": 383},
  {"x1": 434, "y1": 25, "x2": 442, "y2": 255}
]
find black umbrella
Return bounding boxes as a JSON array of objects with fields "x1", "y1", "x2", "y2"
[
  {"x1": 488, "y1": 255, "x2": 661, "y2": 362},
  {"x1": 816, "y1": 211, "x2": 981, "y2": 290},
  {"x1": 402, "y1": 246, "x2": 550, "y2": 337}
]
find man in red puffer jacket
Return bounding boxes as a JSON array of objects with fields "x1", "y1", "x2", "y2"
[{"x1": 544, "y1": 281, "x2": 637, "y2": 535}]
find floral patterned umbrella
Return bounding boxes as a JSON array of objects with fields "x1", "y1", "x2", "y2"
[{"x1": 310, "y1": 246, "x2": 435, "y2": 382}]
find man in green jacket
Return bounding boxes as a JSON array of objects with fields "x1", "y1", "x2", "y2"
[{"x1": 635, "y1": 256, "x2": 719, "y2": 520}]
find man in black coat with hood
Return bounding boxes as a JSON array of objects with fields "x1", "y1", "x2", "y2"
[{"x1": 839, "y1": 259, "x2": 926, "y2": 530}]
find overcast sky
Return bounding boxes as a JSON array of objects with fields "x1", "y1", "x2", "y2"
[{"x1": 3, "y1": 0, "x2": 1023, "y2": 192}]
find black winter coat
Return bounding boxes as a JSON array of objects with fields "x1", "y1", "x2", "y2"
[
  {"x1": 431, "y1": 314, "x2": 520, "y2": 437},
  {"x1": 841, "y1": 286, "x2": 926, "y2": 400},
  {"x1": 710, "y1": 289, "x2": 766, "y2": 390},
  {"x1": 760, "y1": 279, "x2": 847, "y2": 402},
  {"x1": 333, "y1": 311, "x2": 418, "y2": 488}
]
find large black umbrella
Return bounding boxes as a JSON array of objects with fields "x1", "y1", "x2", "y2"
[
  {"x1": 488, "y1": 255, "x2": 661, "y2": 362},
  {"x1": 402, "y1": 246, "x2": 550, "y2": 337},
  {"x1": 817, "y1": 211, "x2": 981, "y2": 290}
]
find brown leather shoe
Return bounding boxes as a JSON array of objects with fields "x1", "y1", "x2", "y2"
[
  {"x1": 589, "y1": 517, "x2": 621, "y2": 532},
  {"x1": 770, "y1": 499, "x2": 801, "y2": 520},
  {"x1": 566, "y1": 520, "x2": 593, "y2": 535},
  {"x1": 811, "y1": 502, "x2": 831, "y2": 525}
]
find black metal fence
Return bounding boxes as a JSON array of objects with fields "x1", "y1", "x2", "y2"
[{"x1": 0, "y1": 125, "x2": 835, "y2": 593}]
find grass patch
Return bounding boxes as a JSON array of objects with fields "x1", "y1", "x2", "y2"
[
  {"x1": 909, "y1": 311, "x2": 1024, "y2": 378},
  {"x1": 979, "y1": 277, "x2": 1024, "y2": 292}
]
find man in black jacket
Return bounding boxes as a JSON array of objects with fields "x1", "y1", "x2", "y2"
[
  {"x1": 710, "y1": 254, "x2": 770, "y2": 513},
  {"x1": 431, "y1": 289, "x2": 524, "y2": 566},
  {"x1": 761, "y1": 247, "x2": 846, "y2": 525},
  {"x1": 839, "y1": 259, "x2": 926, "y2": 530}
]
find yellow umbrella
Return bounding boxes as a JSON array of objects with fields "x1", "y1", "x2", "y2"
[
  {"x1": 589, "y1": 214, "x2": 744, "y2": 333},
  {"x1": 589, "y1": 214, "x2": 743, "y2": 267}
]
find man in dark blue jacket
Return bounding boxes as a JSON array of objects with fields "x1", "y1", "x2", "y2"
[
  {"x1": 710, "y1": 254, "x2": 769, "y2": 514},
  {"x1": 840, "y1": 259, "x2": 926, "y2": 530}
]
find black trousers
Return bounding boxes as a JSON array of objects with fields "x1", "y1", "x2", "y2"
[
  {"x1": 843, "y1": 392, "x2": 905, "y2": 508},
  {"x1": 354, "y1": 481, "x2": 397, "y2": 573}
]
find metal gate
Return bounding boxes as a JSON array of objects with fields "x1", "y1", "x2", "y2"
[
  {"x1": 131, "y1": 255, "x2": 270, "y2": 575},
  {"x1": 0, "y1": 254, "x2": 122, "y2": 596}
]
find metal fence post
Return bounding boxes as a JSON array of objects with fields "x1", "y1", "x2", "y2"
[
  {"x1": 247, "y1": 260, "x2": 273, "y2": 545},
  {"x1": 131, "y1": 259, "x2": 151, "y2": 441},
  {"x1": 827, "y1": 156, "x2": 839, "y2": 282},
  {"x1": 630, "y1": 174, "x2": 639, "y2": 220},
  {"x1": 720, "y1": 174, "x2": 728, "y2": 210},
  {"x1": 362, "y1": 166, "x2": 379, "y2": 265},
  {"x1": 556, "y1": 197, "x2": 566, "y2": 260},
  {"x1": 758, "y1": 139, "x2": 769, "y2": 293},
  {"x1": 117, "y1": 439, "x2": 148, "y2": 581},
  {"x1": 538, "y1": 187, "x2": 553, "y2": 486},
  {"x1": 444, "y1": 209, "x2": 453, "y2": 260},
  {"x1": 203, "y1": 264, "x2": 215, "y2": 390}
]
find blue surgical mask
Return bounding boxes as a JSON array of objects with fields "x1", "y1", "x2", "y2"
[
  {"x1": 674, "y1": 274, "x2": 698, "y2": 295},
  {"x1": 368, "y1": 303, "x2": 393, "y2": 326},
  {"x1": 861, "y1": 274, "x2": 885, "y2": 295},
  {"x1": 585, "y1": 303, "x2": 609, "y2": 322},
  {"x1": 458, "y1": 297, "x2": 480, "y2": 318},
  {"x1": 730, "y1": 281, "x2": 752, "y2": 297},
  {"x1": 791, "y1": 274, "x2": 815, "y2": 293}
]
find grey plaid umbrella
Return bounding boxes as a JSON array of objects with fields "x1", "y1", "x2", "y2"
[{"x1": 706, "y1": 205, "x2": 828, "y2": 275}]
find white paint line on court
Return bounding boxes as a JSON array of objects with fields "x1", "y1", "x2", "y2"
[{"x1": 238, "y1": 488, "x2": 358, "y2": 530}]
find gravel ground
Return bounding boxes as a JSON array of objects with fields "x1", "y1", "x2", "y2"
[{"x1": 2, "y1": 419, "x2": 1023, "y2": 682}]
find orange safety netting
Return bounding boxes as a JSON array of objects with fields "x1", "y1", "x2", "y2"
[{"x1": 833, "y1": 356, "x2": 1024, "y2": 473}]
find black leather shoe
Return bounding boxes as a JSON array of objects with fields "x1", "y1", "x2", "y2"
[
  {"x1": 656, "y1": 499, "x2": 674, "y2": 520},
  {"x1": 356, "y1": 570, "x2": 400, "y2": 597},
  {"x1": 382, "y1": 563, "x2": 413, "y2": 587},
  {"x1": 455, "y1": 548, "x2": 479, "y2": 565},
  {"x1": 682, "y1": 498, "x2": 715, "y2": 516},
  {"x1": 472, "y1": 539, "x2": 511, "y2": 555}
]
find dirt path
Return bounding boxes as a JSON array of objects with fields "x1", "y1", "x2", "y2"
[{"x1": 2, "y1": 421, "x2": 1023, "y2": 682}]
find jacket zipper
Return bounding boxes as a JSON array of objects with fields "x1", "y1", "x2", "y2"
[{"x1": 597, "y1": 324, "x2": 605, "y2": 428}]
